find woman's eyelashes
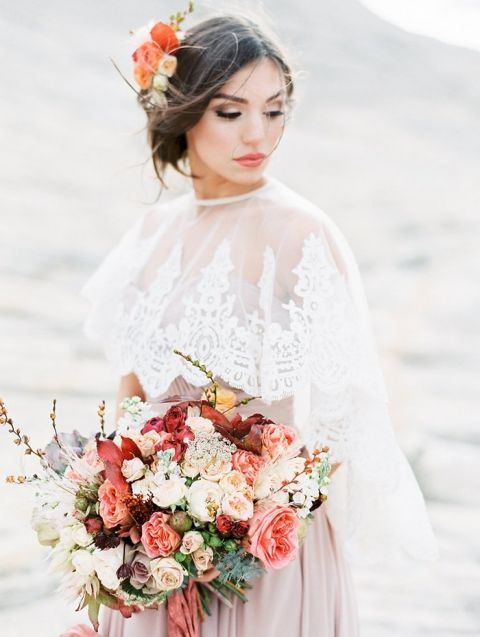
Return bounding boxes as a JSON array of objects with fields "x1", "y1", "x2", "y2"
[{"x1": 215, "y1": 110, "x2": 284, "y2": 120}]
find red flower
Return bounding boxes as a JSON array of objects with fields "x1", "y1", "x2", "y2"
[
  {"x1": 216, "y1": 514, "x2": 234, "y2": 535},
  {"x1": 142, "y1": 416, "x2": 165, "y2": 434},
  {"x1": 150, "y1": 21, "x2": 180, "y2": 53},
  {"x1": 84, "y1": 517, "x2": 103, "y2": 534},
  {"x1": 164, "y1": 405, "x2": 187, "y2": 434},
  {"x1": 232, "y1": 520, "x2": 249, "y2": 539}
]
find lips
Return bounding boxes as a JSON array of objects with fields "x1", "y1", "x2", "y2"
[{"x1": 234, "y1": 153, "x2": 266, "y2": 161}]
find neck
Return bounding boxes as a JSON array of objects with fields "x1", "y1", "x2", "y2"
[{"x1": 191, "y1": 175, "x2": 267, "y2": 200}]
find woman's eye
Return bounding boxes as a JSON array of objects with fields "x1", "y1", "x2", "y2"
[
  {"x1": 214, "y1": 110, "x2": 285, "y2": 120},
  {"x1": 215, "y1": 111, "x2": 241, "y2": 119}
]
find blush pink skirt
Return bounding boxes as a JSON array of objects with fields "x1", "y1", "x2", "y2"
[{"x1": 99, "y1": 505, "x2": 359, "y2": 637}]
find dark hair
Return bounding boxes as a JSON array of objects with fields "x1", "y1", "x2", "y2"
[{"x1": 137, "y1": 12, "x2": 296, "y2": 189}]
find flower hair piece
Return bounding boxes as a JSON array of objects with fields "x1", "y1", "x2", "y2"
[{"x1": 129, "y1": 1, "x2": 195, "y2": 110}]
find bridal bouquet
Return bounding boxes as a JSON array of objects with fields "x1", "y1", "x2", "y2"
[{"x1": 2, "y1": 351, "x2": 330, "y2": 636}]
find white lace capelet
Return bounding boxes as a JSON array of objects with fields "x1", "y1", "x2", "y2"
[{"x1": 80, "y1": 175, "x2": 438, "y2": 566}]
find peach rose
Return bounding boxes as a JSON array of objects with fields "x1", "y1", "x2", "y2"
[
  {"x1": 232, "y1": 450, "x2": 265, "y2": 485},
  {"x1": 261, "y1": 424, "x2": 300, "y2": 461},
  {"x1": 132, "y1": 41, "x2": 163, "y2": 73},
  {"x1": 141, "y1": 512, "x2": 181, "y2": 558},
  {"x1": 221, "y1": 492, "x2": 254, "y2": 521},
  {"x1": 219, "y1": 470, "x2": 248, "y2": 494},
  {"x1": 98, "y1": 479, "x2": 130, "y2": 528},
  {"x1": 134, "y1": 63, "x2": 153, "y2": 89},
  {"x1": 247, "y1": 501, "x2": 299, "y2": 569}
]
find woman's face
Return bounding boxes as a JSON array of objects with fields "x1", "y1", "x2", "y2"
[{"x1": 186, "y1": 58, "x2": 288, "y2": 197}]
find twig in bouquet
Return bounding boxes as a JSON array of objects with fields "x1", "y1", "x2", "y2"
[
  {"x1": 269, "y1": 447, "x2": 330, "y2": 502},
  {"x1": 97, "y1": 400, "x2": 106, "y2": 438},
  {"x1": 0, "y1": 397, "x2": 46, "y2": 462},
  {"x1": 50, "y1": 399, "x2": 67, "y2": 452},
  {"x1": 173, "y1": 349, "x2": 218, "y2": 405},
  {"x1": 219, "y1": 395, "x2": 260, "y2": 416}
]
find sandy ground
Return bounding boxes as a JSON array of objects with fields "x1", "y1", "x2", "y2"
[{"x1": 1, "y1": 1, "x2": 479, "y2": 635}]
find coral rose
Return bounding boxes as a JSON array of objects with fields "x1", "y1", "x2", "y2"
[
  {"x1": 261, "y1": 424, "x2": 301, "y2": 461},
  {"x1": 141, "y1": 512, "x2": 181, "y2": 558},
  {"x1": 247, "y1": 501, "x2": 299, "y2": 569},
  {"x1": 98, "y1": 479, "x2": 130, "y2": 528},
  {"x1": 132, "y1": 41, "x2": 163, "y2": 73},
  {"x1": 232, "y1": 450, "x2": 265, "y2": 485}
]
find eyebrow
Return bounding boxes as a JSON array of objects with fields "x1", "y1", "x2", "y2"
[{"x1": 211, "y1": 90, "x2": 285, "y2": 104}]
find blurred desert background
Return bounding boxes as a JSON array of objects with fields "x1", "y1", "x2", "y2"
[{"x1": 1, "y1": 1, "x2": 479, "y2": 635}]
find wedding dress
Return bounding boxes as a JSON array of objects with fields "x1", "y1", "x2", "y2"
[{"x1": 80, "y1": 174, "x2": 437, "y2": 636}]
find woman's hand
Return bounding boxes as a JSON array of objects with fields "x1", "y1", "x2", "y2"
[{"x1": 194, "y1": 567, "x2": 220, "y2": 583}]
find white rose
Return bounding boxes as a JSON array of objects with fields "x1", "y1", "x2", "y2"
[
  {"x1": 71, "y1": 523, "x2": 93, "y2": 548},
  {"x1": 131, "y1": 470, "x2": 155, "y2": 497},
  {"x1": 180, "y1": 530, "x2": 204, "y2": 555},
  {"x1": 180, "y1": 459, "x2": 199, "y2": 478},
  {"x1": 187, "y1": 479, "x2": 223, "y2": 522},
  {"x1": 253, "y1": 465, "x2": 275, "y2": 499},
  {"x1": 200, "y1": 459, "x2": 232, "y2": 482},
  {"x1": 221, "y1": 492, "x2": 254, "y2": 521},
  {"x1": 92, "y1": 544, "x2": 124, "y2": 591},
  {"x1": 121, "y1": 457, "x2": 147, "y2": 482},
  {"x1": 158, "y1": 54, "x2": 177, "y2": 78},
  {"x1": 150, "y1": 557, "x2": 185, "y2": 591},
  {"x1": 192, "y1": 546, "x2": 213, "y2": 573},
  {"x1": 71, "y1": 549, "x2": 95, "y2": 578},
  {"x1": 152, "y1": 73, "x2": 169, "y2": 91},
  {"x1": 219, "y1": 470, "x2": 248, "y2": 494},
  {"x1": 185, "y1": 416, "x2": 215, "y2": 435},
  {"x1": 151, "y1": 476, "x2": 187, "y2": 508}
]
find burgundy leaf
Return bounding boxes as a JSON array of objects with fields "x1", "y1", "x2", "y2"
[
  {"x1": 97, "y1": 439, "x2": 124, "y2": 467},
  {"x1": 104, "y1": 460, "x2": 129, "y2": 493},
  {"x1": 120, "y1": 436, "x2": 143, "y2": 461}
]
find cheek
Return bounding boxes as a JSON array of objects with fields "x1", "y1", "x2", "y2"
[{"x1": 194, "y1": 116, "x2": 237, "y2": 155}]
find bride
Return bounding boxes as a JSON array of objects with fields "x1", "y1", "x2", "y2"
[{"x1": 72, "y1": 7, "x2": 438, "y2": 637}]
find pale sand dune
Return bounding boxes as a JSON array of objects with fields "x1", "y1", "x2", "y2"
[{"x1": 0, "y1": 1, "x2": 479, "y2": 635}]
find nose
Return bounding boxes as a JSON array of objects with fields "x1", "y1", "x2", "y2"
[{"x1": 241, "y1": 111, "x2": 268, "y2": 145}]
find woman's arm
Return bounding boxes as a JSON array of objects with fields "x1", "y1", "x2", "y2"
[{"x1": 114, "y1": 372, "x2": 146, "y2": 422}]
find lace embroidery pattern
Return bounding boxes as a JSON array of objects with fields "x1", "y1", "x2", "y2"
[{"x1": 104, "y1": 232, "x2": 359, "y2": 408}]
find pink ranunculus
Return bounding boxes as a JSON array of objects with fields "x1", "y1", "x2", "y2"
[
  {"x1": 246, "y1": 501, "x2": 299, "y2": 569},
  {"x1": 261, "y1": 423, "x2": 300, "y2": 461},
  {"x1": 141, "y1": 512, "x2": 181, "y2": 558},
  {"x1": 60, "y1": 624, "x2": 101, "y2": 637},
  {"x1": 232, "y1": 450, "x2": 266, "y2": 485},
  {"x1": 98, "y1": 479, "x2": 130, "y2": 528}
]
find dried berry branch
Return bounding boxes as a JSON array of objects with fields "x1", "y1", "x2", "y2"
[{"x1": 0, "y1": 397, "x2": 46, "y2": 460}]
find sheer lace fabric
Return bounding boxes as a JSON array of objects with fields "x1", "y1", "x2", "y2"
[{"x1": 81, "y1": 175, "x2": 438, "y2": 566}]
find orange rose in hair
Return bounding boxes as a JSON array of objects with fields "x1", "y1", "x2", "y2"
[
  {"x1": 150, "y1": 21, "x2": 180, "y2": 52},
  {"x1": 134, "y1": 64, "x2": 153, "y2": 89},
  {"x1": 132, "y1": 41, "x2": 163, "y2": 73}
]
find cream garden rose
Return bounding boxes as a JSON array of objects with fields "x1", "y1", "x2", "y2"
[
  {"x1": 186, "y1": 479, "x2": 223, "y2": 522},
  {"x1": 121, "y1": 457, "x2": 147, "y2": 482},
  {"x1": 219, "y1": 470, "x2": 248, "y2": 494},
  {"x1": 192, "y1": 546, "x2": 214, "y2": 573},
  {"x1": 150, "y1": 557, "x2": 185, "y2": 591},
  {"x1": 179, "y1": 530, "x2": 204, "y2": 555},
  {"x1": 185, "y1": 416, "x2": 215, "y2": 435},
  {"x1": 199, "y1": 458, "x2": 232, "y2": 482},
  {"x1": 221, "y1": 492, "x2": 254, "y2": 521},
  {"x1": 150, "y1": 476, "x2": 187, "y2": 508}
]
